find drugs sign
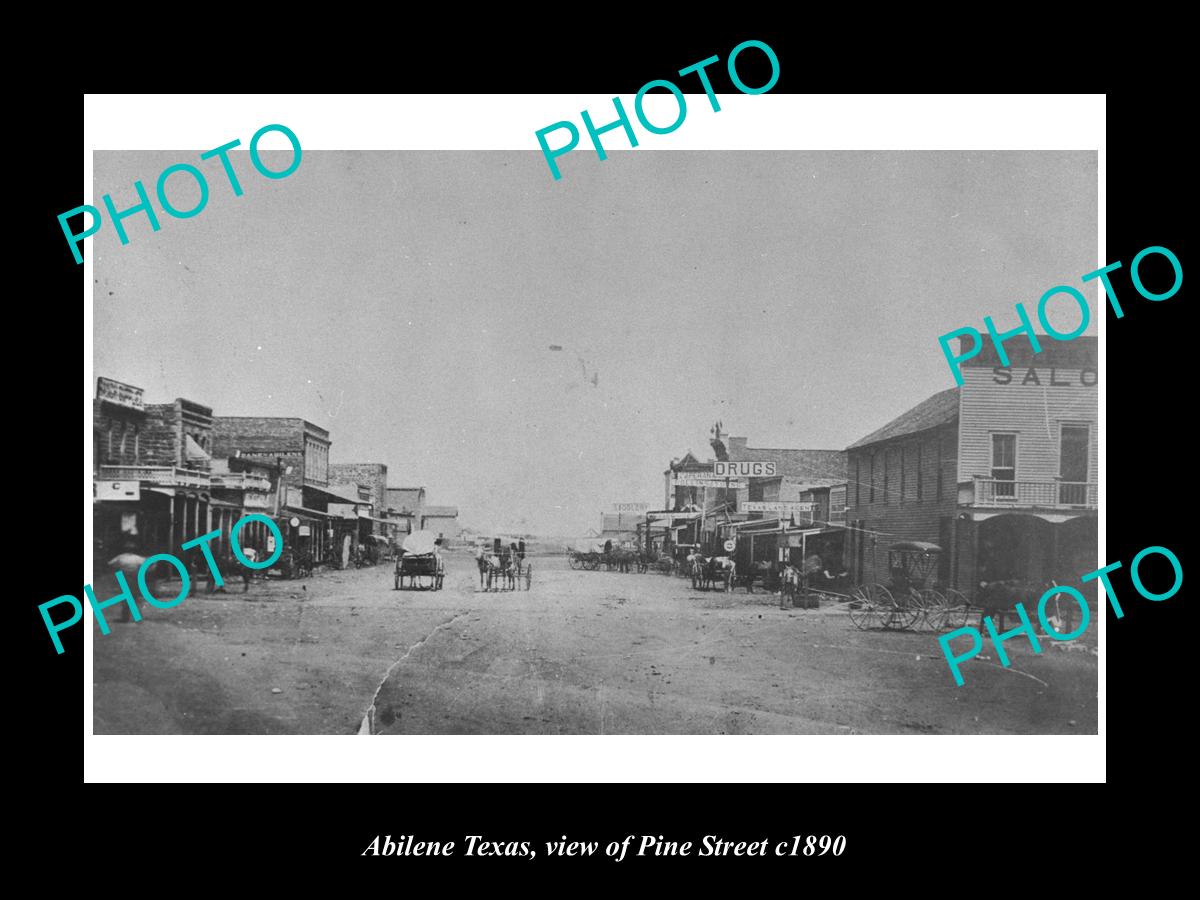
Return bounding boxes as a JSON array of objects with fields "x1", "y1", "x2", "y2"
[{"x1": 714, "y1": 461, "x2": 777, "y2": 477}]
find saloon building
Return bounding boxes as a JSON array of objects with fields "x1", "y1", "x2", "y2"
[{"x1": 843, "y1": 335, "x2": 1097, "y2": 593}]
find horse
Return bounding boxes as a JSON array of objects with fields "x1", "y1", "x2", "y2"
[
  {"x1": 186, "y1": 551, "x2": 252, "y2": 594},
  {"x1": 475, "y1": 547, "x2": 489, "y2": 589},
  {"x1": 740, "y1": 560, "x2": 775, "y2": 594},
  {"x1": 611, "y1": 547, "x2": 636, "y2": 573},
  {"x1": 485, "y1": 552, "x2": 516, "y2": 591},
  {"x1": 977, "y1": 579, "x2": 1059, "y2": 632},
  {"x1": 688, "y1": 552, "x2": 708, "y2": 590},
  {"x1": 704, "y1": 556, "x2": 737, "y2": 592}
]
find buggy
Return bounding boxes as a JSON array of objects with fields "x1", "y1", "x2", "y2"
[{"x1": 847, "y1": 541, "x2": 969, "y2": 631}]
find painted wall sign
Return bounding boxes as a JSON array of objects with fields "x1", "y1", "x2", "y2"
[
  {"x1": 96, "y1": 377, "x2": 145, "y2": 410},
  {"x1": 742, "y1": 501, "x2": 815, "y2": 513},
  {"x1": 95, "y1": 480, "x2": 141, "y2": 501},
  {"x1": 674, "y1": 473, "x2": 748, "y2": 488}
]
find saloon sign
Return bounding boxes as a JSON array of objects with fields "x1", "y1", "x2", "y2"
[
  {"x1": 714, "y1": 461, "x2": 777, "y2": 477},
  {"x1": 991, "y1": 366, "x2": 1098, "y2": 386}
]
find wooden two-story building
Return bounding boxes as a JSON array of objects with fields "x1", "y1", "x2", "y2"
[
  {"x1": 843, "y1": 336, "x2": 1098, "y2": 595},
  {"x1": 93, "y1": 377, "x2": 217, "y2": 561}
]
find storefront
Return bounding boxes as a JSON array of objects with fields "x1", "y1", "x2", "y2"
[{"x1": 719, "y1": 517, "x2": 845, "y2": 574}]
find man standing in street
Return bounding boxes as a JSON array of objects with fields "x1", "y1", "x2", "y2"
[{"x1": 106, "y1": 543, "x2": 148, "y2": 623}]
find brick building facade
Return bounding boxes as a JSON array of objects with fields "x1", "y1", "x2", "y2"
[
  {"x1": 212, "y1": 416, "x2": 338, "y2": 564},
  {"x1": 329, "y1": 462, "x2": 389, "y2": 536},
  {"x1": 844, "y1": 389, "x2": 960, "y2": 588}
]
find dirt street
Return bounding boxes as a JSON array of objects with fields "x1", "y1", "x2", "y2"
[{"x1": 92, "y1": 552, "x2": 1098, "y2": 735}]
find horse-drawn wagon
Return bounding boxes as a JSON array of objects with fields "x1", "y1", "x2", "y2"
[
  {"x1": 394, "y1": 530, "x2": 445, "y2": 591},
  {"x1": 568, "y1": 542, "x2": 603, "y2": 570}
]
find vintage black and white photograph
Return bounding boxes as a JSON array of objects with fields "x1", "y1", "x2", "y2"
[{"x1": 89, "y1": 147, "x2": 1098, "y2": 735}]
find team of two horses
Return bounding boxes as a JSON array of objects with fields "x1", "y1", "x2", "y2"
[
  {"x1": 476, "y1": 546, "x2": 531, "y2": 591},
  {"x1": 686, "y1": 552, "x2": 737, "y2": 592}
]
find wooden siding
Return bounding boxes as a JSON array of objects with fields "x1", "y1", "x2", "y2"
[{"x1": 957, "y1": 365, "x2": 1098, "y2": 485}]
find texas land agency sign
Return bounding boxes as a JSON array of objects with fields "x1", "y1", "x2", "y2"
[
  {"x1": 741, "y1": 501, "x2": 815, "y2": 513},
  {"x1": 714, "y1": 461, "x2": 778, "y2": 477}
]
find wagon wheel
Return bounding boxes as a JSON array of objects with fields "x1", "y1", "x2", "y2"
[
  {"x1": 919, "y1": 588, "x2": 949, "y2": 631},
  {"x1": 569, "y1": 555, "x2": 583, "y2": 570},
  {"x1": 589, "y1": 557, "x2": 601, "y2": 571},
  {"x1": 941, "y1": 588, "x2": 972, "y2": 630},
  {"x1": 861, "y1": 584, "x2": 901, "y2": 630},
  {"x1": 847, "y1": 585, "x2": 884, "y2": 630},
  {"x1": 883, "y1": 586, "x2": 922, "y2": 630}
]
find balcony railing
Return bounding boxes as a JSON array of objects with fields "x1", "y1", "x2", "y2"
[
  {"x1": 972, "y1": 477, "x2": 1096, "y2": 510},
  {"x1": 210, "y1": 471, "x2": 273, "y2": 491},
  {"x1": 98, "y1": 465, "x2": 211, "y2": 488}
]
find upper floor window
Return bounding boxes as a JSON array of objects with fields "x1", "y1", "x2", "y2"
[
  {"x1": 992, "y1": 433, "x2": 1017, "y2": 497},
  {"x1": 883, "y1": 451, "x2": 891, "y2": 504},
  {"x1": 916, "y1": 443, "x2": 924, "y2": 500},
  {"x1": 1060, "y1": 423, "x2": 1091, "y2": 505},
  {"x1": 936, "y1": 439, "x2": 944, "y2": 499}
]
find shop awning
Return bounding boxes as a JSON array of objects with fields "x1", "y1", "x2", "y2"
[
  {"x1": 306, "y1": 483, "x2": 367, "y2": 506},
  {"x1": 185, "y1": 434, "x2": 211, "y2": 463},
  {"x1": 283, "y1": 504, "x2": 332, "y2": 520},
  {"x1": 647, "y1": 511, "x2": 701, "y2": 522}
]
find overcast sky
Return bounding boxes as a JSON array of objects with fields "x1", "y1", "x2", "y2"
[{"x1": 93, "y1": 150, "x2": 1097, "y2": 535}]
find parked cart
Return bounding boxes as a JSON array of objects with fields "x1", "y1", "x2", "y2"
[{"x1": 394, "y1": 530, "x2": 444, "y2": 591}]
